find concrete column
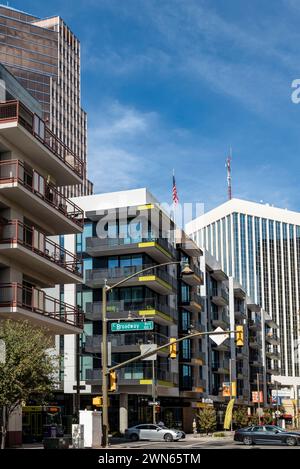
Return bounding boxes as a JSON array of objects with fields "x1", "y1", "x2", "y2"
[{"x1": 119, "y1": 393, "x2": 128, "y2": 434}]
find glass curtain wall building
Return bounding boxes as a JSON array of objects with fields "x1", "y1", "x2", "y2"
[
  {"x1": 0, "y1": 5, "x2": 93, "y2": 196},
  {"x1": 186, "y1": 198, "x2": 300, "y2": 390}
]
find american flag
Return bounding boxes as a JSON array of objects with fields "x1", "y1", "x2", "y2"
[{"x1": 172, "y1": 173, "x2": 179, "y2": 206}]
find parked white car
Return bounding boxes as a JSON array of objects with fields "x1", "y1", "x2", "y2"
[{"x1": 125, "y1": 424, "x2": 182, "y2": 442}]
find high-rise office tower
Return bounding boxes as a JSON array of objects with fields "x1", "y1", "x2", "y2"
[
  {"x1": 186, "y1": 198, "x2": 300, "y2": 395},
  {"x1": 0, "y1": 5, "x2": 93, "y2": 196}
]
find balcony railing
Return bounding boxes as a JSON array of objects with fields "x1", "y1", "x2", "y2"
[
  {"x1": 86, "y1": 235, "x2": 176, "y2": 257},
  {"x1": 86, "y1": 264, "x2": 177, "y2": 290},
  {"x1": 0, "y1": 282, "x2": 83, "y2": 328},
  {"x1": 85, "y1": 299, "x2": 176, "y2": 321},
  {"x1": 0, "y1": 219, "x2": 82, "y2": 276},
  {"x1": 86, "y1": 367, "x2": 173, "y2": 383},
  {"x1": 84, "y1": 332, "x2": 168, "y2": 351},
  {"x1": 0, "y1": 159, "x2": 83, "y2": 228},
  {"x1": 212, "y1": 360, "x2": 230, "y2": 373},
  {"x1": 212, "y1": 310, "x2": 230, "y2": 325},
  {"x1": 181, "y1": 291, "x2": 203, "y2": 307},
  {"x1": 0, "y1": 100, "x2": 84, "y2": 179}
]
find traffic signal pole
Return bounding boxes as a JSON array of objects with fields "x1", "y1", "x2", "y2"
[{"x1": 108, "y1": 329, "x2": 239, "y2": 372}]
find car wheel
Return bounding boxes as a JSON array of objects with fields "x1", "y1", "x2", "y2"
[
  {"x1": 243, "y1": 436, "x2": 253, "y2": 446},
  {"x1": 286, "y1": 437, "x2": 297, "y2": 446},
  {"x1": 164, "y1": 433, "x2": 174, "y2": 442},
  {"x1": 130, "y1": 434, "x2": 139, "y2": 442}
]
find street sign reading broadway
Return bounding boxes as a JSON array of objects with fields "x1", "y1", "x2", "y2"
[{"x1": 111, "y1": 321, "x2": 154, "y2": 332}]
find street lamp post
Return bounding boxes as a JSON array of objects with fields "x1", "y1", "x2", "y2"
[{"x1": 100, "y1": 260, "x2": 193, "y2": 448}]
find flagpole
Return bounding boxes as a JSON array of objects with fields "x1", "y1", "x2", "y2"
[{"x1": 172, "y1": 168, "x2": 176, "y2": 227}]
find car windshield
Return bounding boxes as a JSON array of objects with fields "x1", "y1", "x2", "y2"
[{"x1": 273, "y1": 425, "x2": 286, "y2": 432}]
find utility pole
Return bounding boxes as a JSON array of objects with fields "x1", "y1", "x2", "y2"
[
  {"x1": 101, "y1": 281, "x2": 109, "y2": 448},
  {"x1": 152, "y1": 360, "x2": 156, "y2": 424}
]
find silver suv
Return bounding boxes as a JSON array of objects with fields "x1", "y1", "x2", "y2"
[{"x1": 125, "y1": 424, "x2": 182, "y2": 442}]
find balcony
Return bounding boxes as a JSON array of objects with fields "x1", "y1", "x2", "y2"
[
  {"x1": 234, "y1": 308, "x2": 247, "y2": 320},
  {"x1": 212, "y1": 360, "x2": 230, "y2": 375},
  {"x1": 85, "y1": 366, "x2": 174, "y2": 386},
  {"x1": 249, "y1": 335, "x2": 262, "y2": 349},
  {"x1": 0, "y1": 219, "x2": 82, "y2": 286},
  {"x1": 85, "y1": 264, "x2": 177, "y2": 295},
  {"x1": 84, "y1": 332, "x2": 168, "y2": 354},
  {"x1": 266, "y1": 348, "x2": 280, "y2": 360},
  {"x1": 180, "y1": 291, "x2": 203, "y2": 313},
  {"x1": 0, "y1": 283, "x2": 83, "y2": 334},
  {"x1": 211, "y1": 287, "x2": 229, "y2": 306},
  {"x1": 249, "y1": 318, "x2": 261, "y2": 331},
  {"x1": 266, "y1": 332, "x2": 280, "y2": 345},
  {"x1": 212, "y1": 310, "x2": 230, "y2": 329},
  {"x1": 181, "y1": 263, "x2": 204, "y2": 287},
  {"x1": 266, "y1": 365, "x2": 280, "y2": 375},
  {"x1": 85, "y1": 235, "x2": 176, "y2": 263},
  {"x1": 212, "y1": 342, "x2": 230, "y2": 352},
  {"x1": 0, "y1": 160, "x2": 83, "y2": 234},
  {"x1": 85, "y1": 299, "x2": 176, "y2": 325},
  {"x1": 0, "y1": 100, "x2": 83, "y2": 184}
]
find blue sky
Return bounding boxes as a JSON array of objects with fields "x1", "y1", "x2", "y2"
[{"x1": 7, "y1": 0, "x2": 300, "y2": 211}]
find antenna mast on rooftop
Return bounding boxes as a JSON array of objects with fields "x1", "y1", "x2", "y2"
[{"x1": 226, "y1": 147, "x2": 232, "y2": 200}]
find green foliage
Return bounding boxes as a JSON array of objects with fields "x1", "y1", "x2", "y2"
[
  {"x1": 233, "y1": 407, "x2": 249, "y2": 428},
  {"x1": 0, "y1": 320, "x2": 59, "y2": 447},
  {"x1": 213, "y1": 432, "x2": 225, "y2": 437},
  {"x1": 196, "y1": 407, "x2": 217, "y2": 434}
]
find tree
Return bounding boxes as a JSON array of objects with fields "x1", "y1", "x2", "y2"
[
  {"x1": 0, "y1": 320, "x2": 58, "y2": 449},
  {"x1": 196, "y1": 407, "x2": 217, "y2": 434},
  {"x1": 233, "y1": 407, "x2": 249, "y2": 428}
]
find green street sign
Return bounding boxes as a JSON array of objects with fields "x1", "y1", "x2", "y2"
[{"x1": 111, "y1": 321, "x2": 154, "y2": 332}]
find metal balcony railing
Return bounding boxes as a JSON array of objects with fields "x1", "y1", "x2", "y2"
[
  {"x1": 0, "y1": 282, "x2": 83, "y2": 328},
  {"x1": 181, "y1": 291, "x2": 203, "y2": 307},
  {"x1": 85, "y1": 299, "x2": 177, "y2": 321},
  {"x1": 0, "y1": 100, "x2": 84, "y2": 179},
  {"x1": 212, "y1": 310, "x2": 230, "y2": 324},
  {"x1": 86, "y1": 367, "x2": 173, "y2": 383},
  {"x1": 0, "y1": 159, "x2": 83, "y2": 227},
  {"x1": 84, "y1": 332, "x2": 168, "y2": 351},
  {"x1": 0, "y1": 219, "x2": 82, "y2": 276},
  {"x1": 85, "y1": 264, "x2": 177, "y2": 290},
  {"x1": 86, "y1": 235, "x2": 176, "y2": 257}
]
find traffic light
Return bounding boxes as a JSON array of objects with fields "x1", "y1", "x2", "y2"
[
  {"x1": 109, "y1": 370, "x2": 118, "y2": 392},
  {"x1": 93, "y1": 396, "x2": 103, "y2": 407},
  {"x1": 169, "y1": 338, "x2": 177, "y2": 359},
  {"x1": 236, "y1": 325, "x2": 244, "y2": 347}
]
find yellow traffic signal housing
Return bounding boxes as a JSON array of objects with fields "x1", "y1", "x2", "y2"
[
  {"x1": 236, "y1": 325, "x2": 244, "y2": 347},
  {"x1": 169, "y1": 338, "x2": 177, "y2": 359},
  {"x1": 93, "y1": 396, "x2": 103, "y2": 407},
  {"x1": 109, "y1": 371, "x2": 118, "y2": 392}
]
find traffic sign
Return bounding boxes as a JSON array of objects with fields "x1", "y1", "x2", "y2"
[
  {"x1": 111, "y1": 321, "x2": 154, "y2": 332},
  {"x1": 148, "y1": 401, "x2": 160, "y2": 406},
  {"x1": 209, "y1": 327, "x2": 229, "y2": 346}
]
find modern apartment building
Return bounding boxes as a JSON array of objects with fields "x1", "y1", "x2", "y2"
[
  {"x1": 0, "y1": 63, "x2": 84, "y2": 445},
  {"x1": 0, "y1": 4, "x2": 93, "y2": 197},
  {"x1": 57, "y1": 189, "x2": 209, "y2": 433},
  {"x1": 186, "y1": 199, "x2": 298, "y2": 395}
]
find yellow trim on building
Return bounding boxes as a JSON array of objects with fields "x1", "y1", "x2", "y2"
[
  {"x1": 137, "y1": 204, "x2": 155, "y2": 210},
  {"x1": 138, "y1": 275, "x2": 172, "y2": 291},
  {"x1": 138, "y1": 241, "x2": 172, "y2": 259},
  {"x1": 138, "y1": 309, "x2": 173, "y2": 323},
  {"x1": 140, "y1": 379, "x2": 152, "y2": 385}
]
